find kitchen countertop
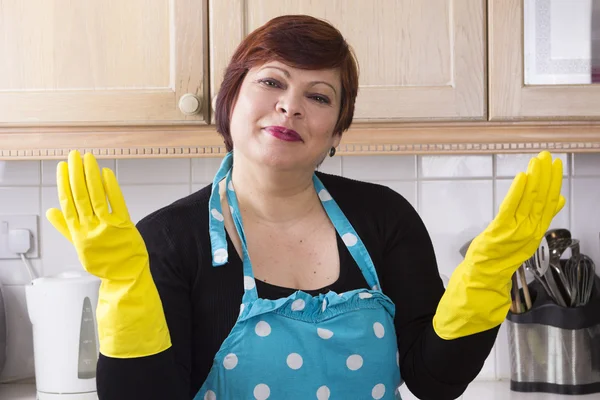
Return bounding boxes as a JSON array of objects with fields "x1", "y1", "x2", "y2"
[{"x1": 1, "y1": 380, "x2": 600, "y2": 400}]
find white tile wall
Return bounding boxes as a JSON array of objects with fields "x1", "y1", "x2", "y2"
[{"x1": 0, "y1": 152, "x2": 599, "y2": 386}]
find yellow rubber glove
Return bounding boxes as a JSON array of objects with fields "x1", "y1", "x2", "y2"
[
  {"x1": 433, "y1": 151, "x2": 566, "y2": 340},
  {"x1": 46, "y1": 150, "x2": 171, "y2": 358}
]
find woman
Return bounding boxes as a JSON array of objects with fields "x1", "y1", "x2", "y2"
[{"x1": 48, "y1": 15, "x2": 564, "y2": 400}]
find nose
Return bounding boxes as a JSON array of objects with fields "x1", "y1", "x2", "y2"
[{"x1": 276, "y1": 93, "x2": 304, "y2": 118}]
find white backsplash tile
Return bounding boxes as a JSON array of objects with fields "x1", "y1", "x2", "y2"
[
  {"x1": 117, "y1": 158, "x2": 191, "y2": 185},
  {"x1": 420, "y1": 155, "x2": 493, "y2": 179},
  {"x1": 41, "y1": 159, "x2": 116, "y2": 186},
  {"x1": 0, "y1": 187, "x2": 40, "y2": 215},
  {"x1": 0, "y1": 259, "x2": 42, "y2": 286},
  {"x1": 571, "y1": 177, "x2": 600, "y2": 270},
  {"x1": 572, "y1": 153, "x2": 600, "y2": 177},
  {"x1": 342, "y1": 155, "x2": 416, "y2": 180},
  {"x1": 419, "y1": 180, "x2": 494, "y2": 279},
  {"x1": 40, "y1": 187, "x2": 83, "y2": 278},
  {"x1": 1, "y1": 152, "x2": 599, "y2": 384},
  {"x1": 0, "y1": 161, "x2": 40, "y2": 186},
  {"x1": 495, "y1": 153, "x2": 569, "y2": 178},
  {"x1": 120, "y1": 184, "x2": 192, "y2": 224},
  {"x1": 191, "y1": 157, "x2": 225, "y2": 184},
  {"x1": 374, "y1": 181, "x2": 417, "y2": 210},
  {"x1": 192, "y1": 183, "x2": 210, "y2": 194}
]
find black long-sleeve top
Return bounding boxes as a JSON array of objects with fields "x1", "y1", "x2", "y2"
[{"x1": 96, "y1": 171, "x2": 499, "y2": 400}]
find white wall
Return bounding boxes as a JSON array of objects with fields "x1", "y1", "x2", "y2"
[{"x1": 1, "y1": 152, "x2": 599, "y2": 383}]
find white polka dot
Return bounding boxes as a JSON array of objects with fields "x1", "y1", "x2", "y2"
[
  {"x1": 286, "y1": 353, "x2": 303, "y2": 370},
  {"x1": 223, "y1": 353, "x2": 238, "y2": 369},
  {"x1": 255, "y1": 321, "x2": 271, "y2": 337},
  {"x1": 317, "y1": 328, "x2": 334, "y2": 339},
  {"x1": 396, "y1": 350, "x2": 399, "y2": 366},
  {"x1": 204, "y1": 390, "x2": 216, "y2": 400},
  {"x1": 318, "y1": 189, "x2": 332, "y2": 202},
  {"x1": 372, "y1": 384, "x2": 385, "y2": 399},
  {"x1": 291, "y1": 299, "x2": 305, "y2": 311},
  {"x1": 211, "y1": 208, "x2": 224, "y2": 222},
  {"x1": 321, "y1": 299, "x2": 327, "y2": 312},
  {"x1": 253, "y1": 383, "x2": 270, "y2": 400},
  {"x1": 213, "y1": 248, "x2": 228, "y2": 263},
  {"x1": 239, "y1": 303, "x2": 245, "y2": 315},
  {"x1": 229, "y1": 205, "x2": 234, "y2": 215},
  {"x1": 342, "y1": 233, "x2": 358, "y2": 247},
  {"x1": 316, "y1": 385, "x2": 330, "y2": 400},
  {"x1": 359, "y1": 292, "x2": 373, "y2": 299},
  {"x1": 346, "y1": 354, "x2": 363, "y2": 371},
  {"x1": 244, "y1": 276, "x2": 256, "y2": 290},
  {"x1": 227, "y1": 181, "x2": 235, "y2": 191},
  {"x1": 372, "y1": 285, "x2": 379, "y2": 291},
  {"x1": 373, "y1": 322, "x2": 385, "y2": 338}
]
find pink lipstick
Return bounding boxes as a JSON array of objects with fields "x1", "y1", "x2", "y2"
[{"x1": 263, "y1": 126, "x2": 302, "y2": 142}]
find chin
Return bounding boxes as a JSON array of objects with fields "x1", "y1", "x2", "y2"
[{"x1": 253, "y1": 143, "x2": 314, "y2": 171}]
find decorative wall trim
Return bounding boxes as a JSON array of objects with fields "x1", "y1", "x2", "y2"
[{"x1": 2, "y1": 121, "x2": 600, "y2": 159}]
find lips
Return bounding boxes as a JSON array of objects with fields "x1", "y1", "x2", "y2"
[{"x1": 263, "y1": 126, "x2": 302, "y2": 142}]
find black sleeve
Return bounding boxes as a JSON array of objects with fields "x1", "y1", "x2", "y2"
[
  {"x1": 96, "y1": 215, "x2": 192, "y2": 400},
  {"x1": 379, "y1": 188, "x2": 499, "y2": 400}
]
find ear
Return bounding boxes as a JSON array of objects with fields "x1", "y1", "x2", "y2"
[{"x1": 332, "y1": 132, "x2": 342, "y2": 148}]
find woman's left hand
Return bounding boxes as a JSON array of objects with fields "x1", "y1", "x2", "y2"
[
  {"x1": 465, "y1": 150, "x2": 565, "y2": 273},
  {"x1": 433, "y1": 150, "x2": 565, "y2": 340}
]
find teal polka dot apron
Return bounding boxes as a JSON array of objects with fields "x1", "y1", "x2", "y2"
[{"x1": 196, "y1": 152, "x2": 403, "y2": 400}]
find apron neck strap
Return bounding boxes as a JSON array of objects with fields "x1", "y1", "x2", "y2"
[{"x1": 208, "y1": 152, "x2": 383, "y2": 304}]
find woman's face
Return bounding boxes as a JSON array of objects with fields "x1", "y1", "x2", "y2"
[{"x1": 229, "y1": 61, "x2": 342, "y2": 171}]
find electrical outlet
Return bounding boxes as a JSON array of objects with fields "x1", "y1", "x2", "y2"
[{"x1": 0, "y1": 215, "x2": 39, "y2": 259}]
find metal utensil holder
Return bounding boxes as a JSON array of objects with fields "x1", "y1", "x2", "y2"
[{"x1": 506, "y1": 277, "x2": 600, "y2": 395}]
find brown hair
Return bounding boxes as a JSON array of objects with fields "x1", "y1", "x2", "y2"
[{"x1": 214, "y1": 15, "x2": 359, "y2": 151}]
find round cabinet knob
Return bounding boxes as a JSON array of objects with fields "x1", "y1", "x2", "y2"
[{"x1": 178, "y1": 94, "x2": 202, "y2": 115}]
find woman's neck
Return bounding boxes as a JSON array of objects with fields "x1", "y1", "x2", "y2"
[{"x1": 230, "y1": 154, "x2": 321, "y2": 226}]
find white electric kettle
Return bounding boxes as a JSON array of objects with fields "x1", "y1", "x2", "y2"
[{"x1": 26, "y1": 270, "x2": 101, "y2": 400}]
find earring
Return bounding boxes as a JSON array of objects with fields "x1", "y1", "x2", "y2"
[{"x1": 329, "y1": 147, "x2": 336, "y2": 157}]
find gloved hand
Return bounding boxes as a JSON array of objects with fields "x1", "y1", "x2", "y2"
[
  {"x1": 433, "y1": 150, "x2": 566, "y2": 340},
  {"x1": 46, "y1": 150, "x2": 171, "y2": 358}
]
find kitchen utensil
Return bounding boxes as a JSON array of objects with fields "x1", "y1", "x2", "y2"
[
  {"x1": 532, "y1": 236, "x2": 568, "y2": 307},
  {"x1": 459, "y1": 238, "x2": 474, "y2": 258},
  {"x1": 581, "y1": 255, "x2": 596, "y2": 305},
  {"x1": 548, "y1": 238, "x2": 579, "y2": 298},
  {"x1": 525, "y1": 237, "x2": 560, "y2": 304},
  {"x1": 512, "y1": 273, "x2": 522, "y2": 313},
  {"x1": 564, "y1": 256, "x2": 579, "y2": 306},
  {"x1": 564, "y1": 254, "x2": 596, "y2": 307},
  {"x1": 545, "y1": 228, "x2": 572, "y2": 245},
  {"x1": 518, "y1": 266, "x2": 532, "y2": 310}
]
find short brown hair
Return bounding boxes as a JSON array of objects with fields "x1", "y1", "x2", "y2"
[{"x1": 214, "y1": 15, "x2": 359, "y2": 151}]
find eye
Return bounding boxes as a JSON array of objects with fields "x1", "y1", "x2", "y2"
[
  {"x1": 310, "y1": 95, "x2": 331, "y2": 105},
  {"x1": 258, "y1": 78, "x2": 282, "y2": 88}
]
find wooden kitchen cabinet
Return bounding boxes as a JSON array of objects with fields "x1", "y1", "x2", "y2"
[
  {"x1": 0, "y1": 0, "x2": 209, "y2": 125},
  {"x1": 3, "y1": 0, "x2": 600, "y2": 159},
  {"x1": 210, "y1": 0, "x2": 487, "y2": 122},
  {"x1": 489, "y1": 0, "x2": 600, "y2": 120}
]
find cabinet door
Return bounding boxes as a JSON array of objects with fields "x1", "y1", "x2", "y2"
[
  {"x1": 210, "y1": 0, "x2": 486, "y2": 122},
  {"x1": 0, "y1": 0, "x2": 208, "y2": 125},
  {"x1": 489, "y1": 0, "x2": 600, "y2": 120}
]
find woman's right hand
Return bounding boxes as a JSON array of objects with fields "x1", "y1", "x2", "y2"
[
  {"x1": 46, "y1": 150, "x2": 147, "y2": 281},
  {"x1": 46, "y1": 150, "x2": 171, "y2": 358}
]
